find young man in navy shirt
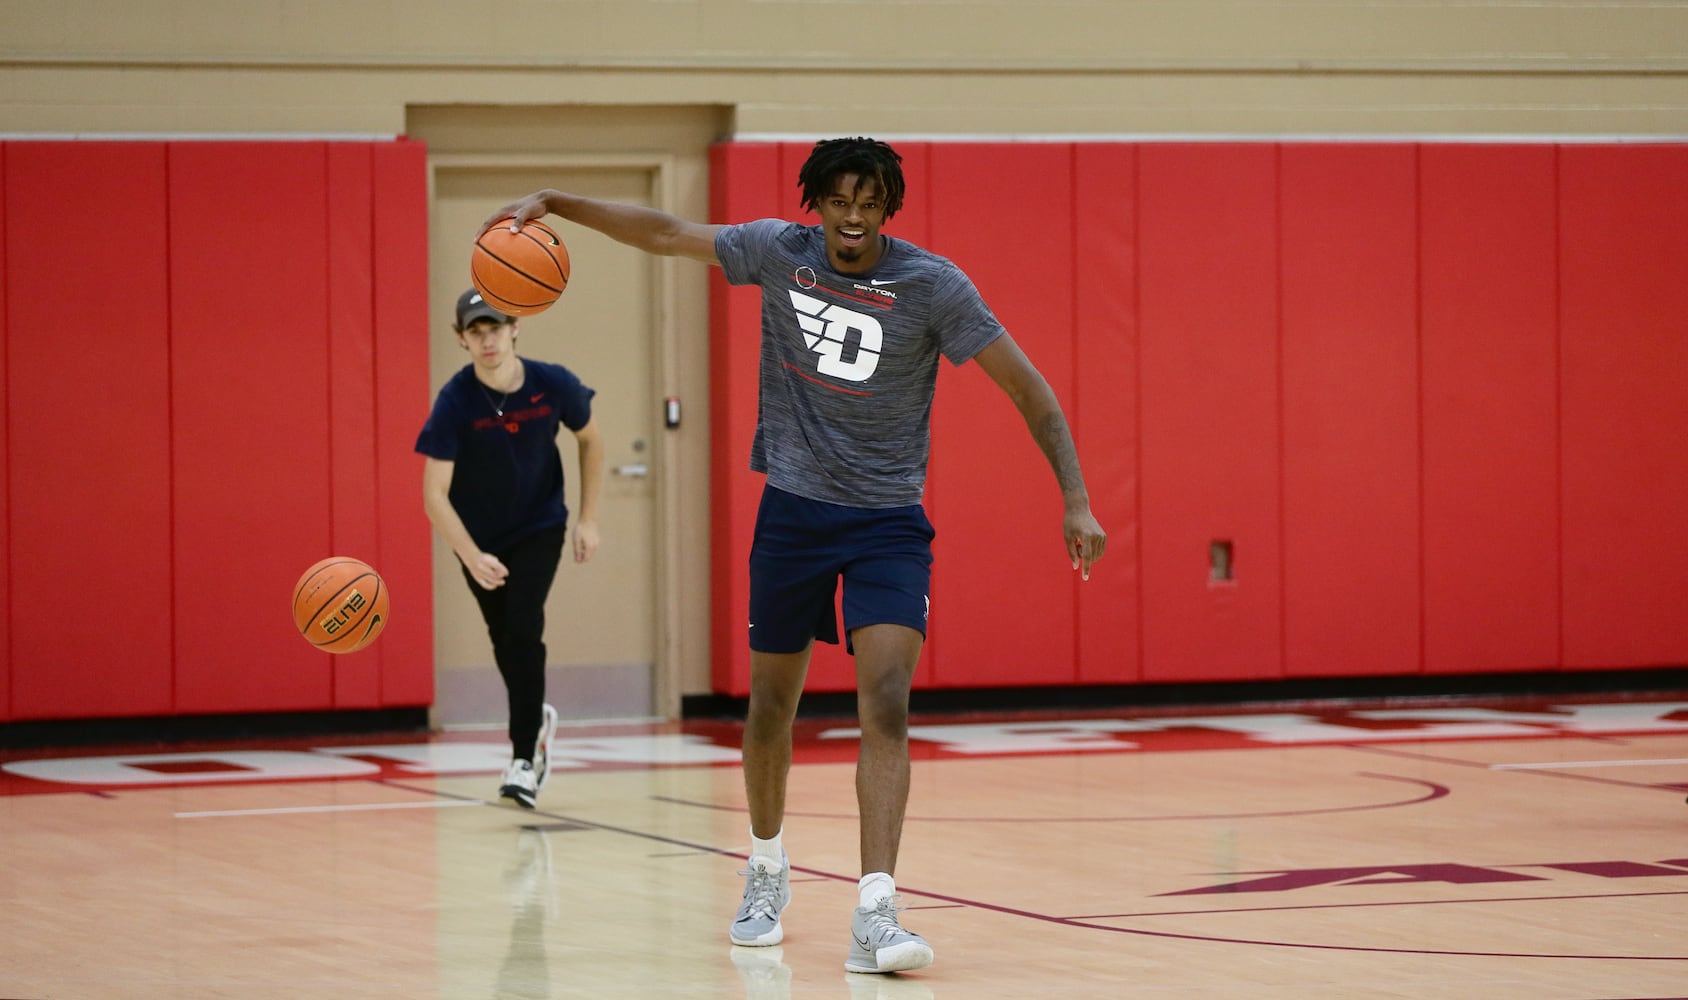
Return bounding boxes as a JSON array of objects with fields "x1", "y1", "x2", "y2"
[{"x1": 416, "y1": 289, "x2": 604, "y2": 809}]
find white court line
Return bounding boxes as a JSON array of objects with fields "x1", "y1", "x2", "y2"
[
  {"x1": 176, "y1": 800, "x2": 487, "y2": 819},
  {"x1": 1491, "y1": 758, "x2": 1688, "y2": 771}
]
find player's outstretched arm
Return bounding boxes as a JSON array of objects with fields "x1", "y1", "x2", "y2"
[
  {"x1": 971, "y1": 334, "x2": 1108, "y2": 580},
  {"x1": 481, "y1": 189, "x2": 722, "y2": 266}
]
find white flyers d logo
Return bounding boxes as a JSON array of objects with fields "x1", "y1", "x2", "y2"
[{"x1": 787, "y1": 291, "x2": 883, "y2": 382}]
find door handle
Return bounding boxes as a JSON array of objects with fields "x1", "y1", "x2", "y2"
[{"x1": 612, "y1": 463, "x2": 650, "y2": 478}]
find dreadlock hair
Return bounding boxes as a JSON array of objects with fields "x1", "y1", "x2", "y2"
[{"x1": 797, "y1": 137, "x2": 906, "y2": 221}]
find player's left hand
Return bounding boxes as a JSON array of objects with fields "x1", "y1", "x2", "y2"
[{"x1": 1064, "y1": 509, "x2": 1106, "y2": 581}]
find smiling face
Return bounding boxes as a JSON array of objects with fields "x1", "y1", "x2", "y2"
[{"x1": 815, "y1": 173, "x2": 888, "y2": 273}]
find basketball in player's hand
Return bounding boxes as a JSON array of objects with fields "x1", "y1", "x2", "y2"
[{"x1": 471, "y1": 217, "x2": 571, "y2": 316}]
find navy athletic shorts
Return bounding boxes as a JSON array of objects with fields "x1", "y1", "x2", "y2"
[{"x1": 747, "y1": 485, "x2": 935, "y2": 655}]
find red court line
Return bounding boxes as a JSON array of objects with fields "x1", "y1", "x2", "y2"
[
  {"x1": 647, "y1": 772, "x2": 1449, "y2": 823},
  {"x1": 1345, "y1": 743, "x2": 1687, "y2": 794},
  {"x1": 364, "y1": 780, "x2": 1688, "y2": 962},
  {"x1": 1074, "y1": 887, "x2": 1688, "y2": 920}
]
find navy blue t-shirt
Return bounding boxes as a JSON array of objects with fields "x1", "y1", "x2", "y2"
[{"x1": 414, "y1": 359, "x2": 595, "y2": 553}]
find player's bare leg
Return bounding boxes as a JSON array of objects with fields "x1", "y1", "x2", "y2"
[
  {"x1": 850, "y1": 623, "x2": 922, "y2": 874},
  {"x1": 846, "y1": 623, "x2": 932, "y2": 972},
  {"x1": 743, "y1": 646, "x2": 811, "y2": 838},
  {"x1": 731, "y1": 646, "x2": 811, "y2": 947}
]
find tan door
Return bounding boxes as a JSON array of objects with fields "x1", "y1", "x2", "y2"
[{"x1": 429, "y1": 165, "x2": 658, "y2": 724}]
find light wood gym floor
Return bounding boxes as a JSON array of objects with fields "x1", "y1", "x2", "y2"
[{"x1": 4, "y1": 694, "x2": 1688, "y2": 998}]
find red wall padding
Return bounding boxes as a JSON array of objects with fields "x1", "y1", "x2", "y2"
[
  {"x1": 370, "y1": 141, "x2": 435, "y2": 709},
  {"x1": 0, "y1": 143, "x2": 7, "y2": 721},
  {"x1": 1419, "y1": 145, "x2": 1561, "y2": 675},
  {"x1": 705, "y1": 139, "x2": 1688, "y2": 695},
  {"x1": 169, "y1": 142, "x2": 337, "y2": 713},
  {"x1": 11, "y1": 139, "x2": 1683, "y2": 718},
  {"x1": 1137, "y1": 144, "x2": 1285, "y2": 683},
  {"x1": 1073, "y1": 144, "x2": 1142, "y2": 685},
  {"x1": 325, "y1": 143, "x2": 382, "y2": 709},
  {"x1": 5, "y1": 143, "x2": 176, "y2": 719},
  {"x1": 927, "y1": 142, "x2": 1079, "y2": 688},
  {"x1": 1, "y1": 139, "x2": 432, "y2": 722},
  {"x1": 1279, "y1": 145, "x2": 1421, "y2": 677},
  {"x1": 1558, "y1": 145, "x2": 1688, "y2": 668}
]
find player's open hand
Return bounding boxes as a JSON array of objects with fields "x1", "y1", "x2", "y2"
[{"x1": 1065, "y1": 509, "x2": 1106, "y2": 581}]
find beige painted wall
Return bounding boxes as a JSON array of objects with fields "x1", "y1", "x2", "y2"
[
  {"x1": 5, "y1": 1, "x2": 1686, "y2": 708},
  {"x1": 4, "y1": 1, "x2": 1688, "y2": 136}
]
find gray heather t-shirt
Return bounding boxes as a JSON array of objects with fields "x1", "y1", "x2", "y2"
[{"x1": 715, "y1": 219, "x2": 1006, "y2": 508}]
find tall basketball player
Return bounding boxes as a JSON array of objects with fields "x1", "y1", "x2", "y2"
[{"x1": 482, "y1": 138, "x2": 1105, "y2": 974}]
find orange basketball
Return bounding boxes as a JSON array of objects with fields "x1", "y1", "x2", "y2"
[
  {"x1": 471, "y1": 217, "x2": 571, "y2": 316},
  {"x1": 292, "y1": 557, "x2": 390, "y2": 654}
]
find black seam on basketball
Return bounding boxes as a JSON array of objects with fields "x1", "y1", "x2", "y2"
[
  {"x1": 474, "y1": 238, "x2": 567, "y2": 293},
  {"x1": 471, "y1": 262, "x2": 557, "y2": 312},
  {"x1": 304, "y1": 574, "x2": 375, "y2": 623},
  {"x1": 473, "y1": 280, "x2": 544, "y2": 313},
  {"x1": 520, "y1": 219, "x2": 562, "y2": 244},
  {"x1": 514, "y1": 230, "x2": 569, "y2": 285},
  {"x1": 471, "y1": 274, "x2": 553, "y2": 313},
  {"x1": 292, "y1": 559, "x2": 363, "y2": 605}
]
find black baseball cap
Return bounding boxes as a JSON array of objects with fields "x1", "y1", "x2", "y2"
[{"x1": 455, "y1": 288, "x2": 515, "y2": 328}]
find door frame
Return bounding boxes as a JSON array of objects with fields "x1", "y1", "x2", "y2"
[{"x1": 427, "y1": 151, "x2": 686, "y2": 718}]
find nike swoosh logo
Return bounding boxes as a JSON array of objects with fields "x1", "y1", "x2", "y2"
[
  {"x1": 853, "y1": 933, "x2": 873, "y2": 949},
  {"x1": 868, "y1": 279, "x2": 897, "y2": 286},
  {"x1": 530, "y1": 393, "x2": 544, "y2": 402}
]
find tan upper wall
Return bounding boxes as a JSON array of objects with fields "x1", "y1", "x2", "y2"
[
  {"x1": 4, "y1": 0, "x2": 1688, "y2": 136},
  {"x1": 5, "y1": 0, "x2": 1688, "y2": 71}
]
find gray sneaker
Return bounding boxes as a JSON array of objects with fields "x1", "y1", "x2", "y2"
[
  {"x1": 845, "y1": 895, "x2": 933, "y2": 974},
  {"x1": 729, "y1": 851, "x2": 791, "y2": 946}
]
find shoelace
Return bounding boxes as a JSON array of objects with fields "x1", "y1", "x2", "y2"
[
  {"x1": 862, "y1": 894, "x2": 908, "y2": 943},
  {"x1": 737, "y1": 864, "x2": 783, "y2": 920}
]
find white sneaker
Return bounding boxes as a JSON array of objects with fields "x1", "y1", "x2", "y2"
[
  {"x1": 498, "y1": 759, "x2": 538, "y2": 809},
  {"x1": 534, "y1": 703, "x2": 559, "y2": 790}
]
